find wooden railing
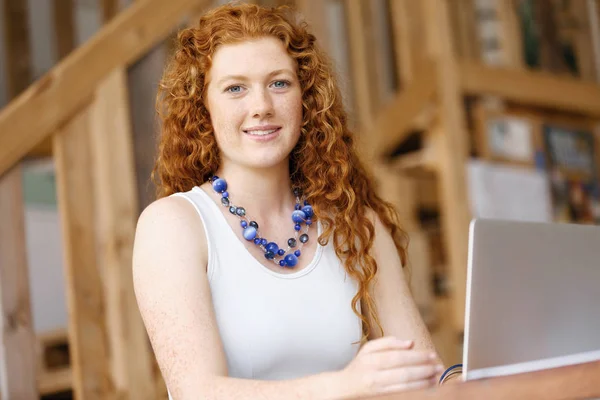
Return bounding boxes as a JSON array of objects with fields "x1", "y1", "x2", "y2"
[{"x1": 0, "y1": 1, "x2": 210, "y2": 399}]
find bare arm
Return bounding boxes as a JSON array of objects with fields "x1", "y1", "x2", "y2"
[
  {"x1": 132, "y1": 197, "x2": 344, "y2": 400},
  {"x1": 364, "y1": 212, "x2": 439, "y2": 354}
]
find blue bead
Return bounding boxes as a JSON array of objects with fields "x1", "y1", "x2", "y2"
[
  {"x1": 295, "y1": 204, "x2": 301, "y2": 210},
  {"x1": 212, "y1": 178, "x2": 227, "y2": 193},
  {"x1": 304, "y1": 200, "x2": 309, "y2": 205},
  {"x1": 260, "y1": 238, "x2": 267, "y2": 246},
  {"x1": 294, "y1": 250, "x2": 301, "y2": 257},
  {"x1": 279, "y1": 260, "x2": 286, "y2": 267},
  {"x1": 277, "y1": 249, "x2": 285, "y2": 256},
  {"x1": 284, "y1": 254, "x2": 298, "y2": 267},
  {"x1": 306, "y1": 218, "x2": 312, "y2": 226},
  {"x1": 222, "y1": 191, "x2": 229, "y2": 198},
  {"x1": 292, "y1": 210, "x2": 306, "y2": 223},
  {"x1": 302, "y1": 205, "x2": 313, "y2": 218},
  {"x1": 266, "y1": 242, "x2": 279, "y2": 253},
  {"x1": 265, "y1": 251, "x2": 275, "y2": 260},
  {"x1": 253, "y1": 238, "x2": 261, "y2": 245},
  {"x1": 294, "y1": 224, "x2": 301, "y2": 231},
  {"x1": 211, "y1": 175, "x2": 219, "y2": 181},
  {"x1": 241, "y1": 220, "x2": 248, "y2": 228},
  {"x1": 243, "y1": 227, "x2": 257, "y2": 241}
]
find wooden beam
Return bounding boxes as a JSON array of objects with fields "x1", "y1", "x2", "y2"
[
  {"x1": 423, "y1": 0, "x2": 472, "y2": 333},
  {"x1": 52, "y1": 0, "x2": 75, "y2": 60},
  {"x1": 90, "y1": 67, "x2": 156, "y2": 400},
  {"x1": 388, "y1": 0, "x2": 429, "y2": 86},
  {"x1": 53, "y1": 106, "x2": 115, "y2": 400},
  {"x1": 460, "y1": 61, "x2": 600, "y2": 116},
  {"x1": 2, "y1": 0, "x2": 32, "y2": 97},
  {"x1": 389, "y1": 0, "x2": 414, "y2": 86},
  {"x1": 295, "y1": 0, "x2": 331, "y2": 54},
  {"x1": 368, "y1": 61, "x2": 437, "y2": 159},
  {"x1": 0, "y1": 0, "x2": 212, "y2": 177},
  {"x1": 345, "y1": 0, "x2": 376, "y2": 129},
  {"x1": 0, "y1": 166, "x2": 38, "y2": 399}
]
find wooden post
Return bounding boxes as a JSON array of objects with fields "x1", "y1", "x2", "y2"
[
  {"x1": 53, "y1": 107, "x2": 116, "y2": 400},
  {"x1": 0, "y1": 1, "x2": 38, "y2": 397},
  {"x1": 422, "y1": 0, "x2": 472, "y2": 346},
  {"x1": 90, "y1": 67, "x2": 156, "y2": 400},
  {"x1": 295, "y1": 0, "x2": 331, "y2": 55},
  {"x1": 344, "y1": 0, "x2": 375, "y2": 130},
  {"x1": 0, "y1": 166, "x2": 38, "y2": 399}
]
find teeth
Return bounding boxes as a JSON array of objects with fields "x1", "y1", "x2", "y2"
[{"x1": 246, "y1": 129, "x2": 277, "y2": 136}]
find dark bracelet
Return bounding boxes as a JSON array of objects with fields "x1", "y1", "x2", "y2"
[{"x1": 439, "y1": 363, "x2": 463, "y2": 385}]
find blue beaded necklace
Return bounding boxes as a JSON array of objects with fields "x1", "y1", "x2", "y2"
[{"x1": 210, "y1": 176, "x2": 313, "y2": 268}]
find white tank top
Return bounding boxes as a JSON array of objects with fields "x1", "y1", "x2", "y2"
[{"x1": 168, "y1": 186, "x2": 362, "y2": 391}]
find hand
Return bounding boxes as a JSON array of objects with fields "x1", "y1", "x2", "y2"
[{"x1": 336, "y1": 336, "x2": 443, "y2": 398}]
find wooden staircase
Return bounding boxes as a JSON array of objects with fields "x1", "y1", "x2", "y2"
[{"x1": 0, "y1": 1, "x2": 212, "y2": 398}]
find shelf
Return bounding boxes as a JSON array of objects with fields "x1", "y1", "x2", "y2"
[{"x1": 460, "y1": 61, "x2": 600, "y2": 117}]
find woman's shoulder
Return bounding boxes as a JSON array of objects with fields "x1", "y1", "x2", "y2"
[
  {"x1": 134, "y1": 194, "x2": 208, "y2": 267},
  {"x1": 137, "y1": 194, "x2": 201, "y2": 230}
]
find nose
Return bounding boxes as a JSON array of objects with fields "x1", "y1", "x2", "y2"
[{"x1": 250, "y1": 88, "x2": 274, "y2": 118}]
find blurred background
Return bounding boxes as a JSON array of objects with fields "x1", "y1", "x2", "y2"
[{"x1": 0, "y1": 0, "x2": 598, "y2": 399}]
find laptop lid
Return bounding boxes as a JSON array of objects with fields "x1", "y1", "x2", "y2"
[{"x1": 463, "y1": 219, "x2": 600, "y2": 380}]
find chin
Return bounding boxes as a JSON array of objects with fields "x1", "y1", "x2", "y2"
[{"x1": 241, "y1": 149, "x2": 292, "y2": 170}]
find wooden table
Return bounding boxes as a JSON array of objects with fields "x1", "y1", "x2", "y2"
[{"x1": 358, "y1": 361, "x2": 600, "y2": 399}]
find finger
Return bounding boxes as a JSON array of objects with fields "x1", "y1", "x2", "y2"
[
  {"x1": 380, "y1": 377, "x2": 437, "y2": 394},
  {"x1": 378, "y1": 364, "x2": 444, "y2": 386},
  {"x1": 361, "y1": 337, "x2": 413, "y2": 353},
  {"x1": 370, "y1": 349, "x2": 440, "y2": 370}
]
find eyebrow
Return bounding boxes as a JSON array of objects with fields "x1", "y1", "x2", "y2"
[{"x1": 215, "y1": 69, "x2": 295, "y2": 86}]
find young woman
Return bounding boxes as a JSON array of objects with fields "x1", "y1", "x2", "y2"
[{"x1": 133, "y1": 3, "x2": 444, "y2": 399}]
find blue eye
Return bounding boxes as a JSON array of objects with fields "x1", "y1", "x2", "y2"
[
  {"x1": 272, "y1": 80, "x2": 290, "y2": 89},
  {"x1": 226, "y1": 85, "x2": 242, "y2": 93}
]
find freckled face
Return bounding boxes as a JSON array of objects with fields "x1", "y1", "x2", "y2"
[{"x1": 205, "y1": 37, "x2": 303, "y2": 170}]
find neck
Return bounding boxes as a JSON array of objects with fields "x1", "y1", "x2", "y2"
[{"x1": 215, "y1": 161, "x2": 296, "y2": 221}]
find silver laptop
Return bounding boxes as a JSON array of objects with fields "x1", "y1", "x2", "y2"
[{"x1": 463, "y1": 218, "x2": 600, "y2": 380}]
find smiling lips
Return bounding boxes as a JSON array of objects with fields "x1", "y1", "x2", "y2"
[{"x1": 243, "y1": 125, "x2": 281, "y2": 136}]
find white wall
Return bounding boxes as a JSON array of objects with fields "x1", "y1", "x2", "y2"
[{"x1": 25, "y1": 206, "x2": 68, "y2": 333}]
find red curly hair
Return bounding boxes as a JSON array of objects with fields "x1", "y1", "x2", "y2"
[{"x1": 153, "y1": 2, "x2": 408, "y2": 342}]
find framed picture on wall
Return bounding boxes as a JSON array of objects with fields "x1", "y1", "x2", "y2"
[
  {"x1": 543, "y1": 124, "x2": 596, "y2": 179},
  {"x1": 542, "y1": 119, "x2": 600, "y2": 224},
  {"x1": 472, "y1": 101, "x2": 542, "y2": 166}
]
